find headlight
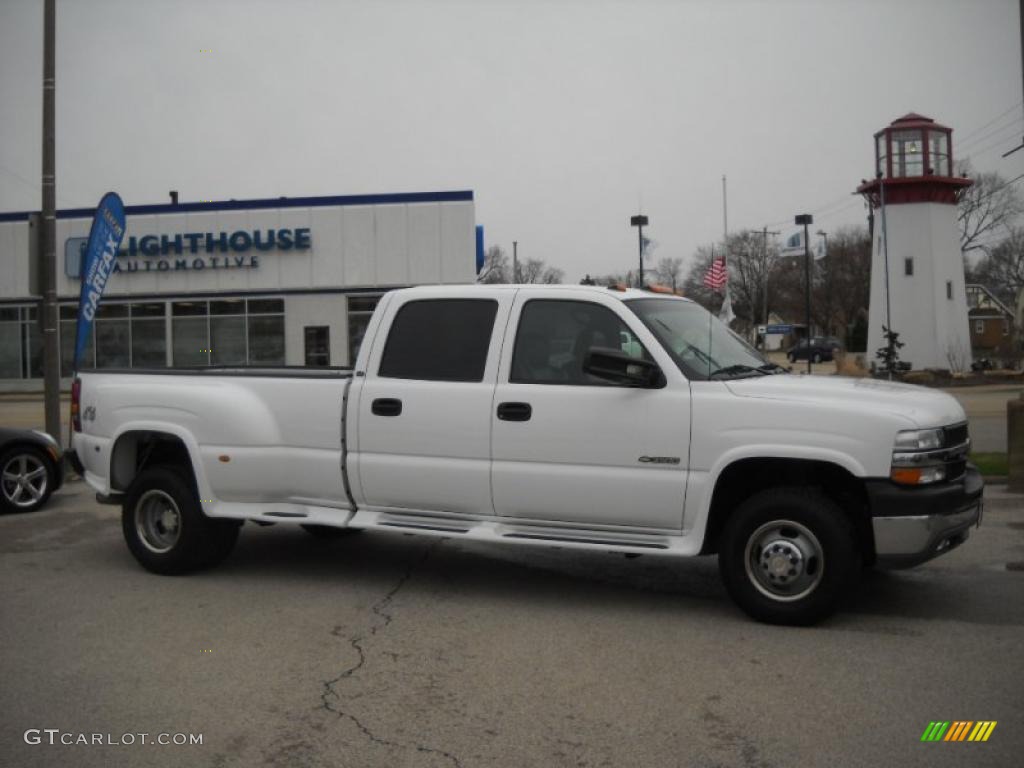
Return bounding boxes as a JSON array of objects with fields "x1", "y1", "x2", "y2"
[{"x1": 893, "y1": 428, "x2": 944, "y2": 452}]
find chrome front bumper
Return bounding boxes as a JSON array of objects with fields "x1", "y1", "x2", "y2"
[{"x1": 872, "y1": 499, "x2": 982, "y2": 568}]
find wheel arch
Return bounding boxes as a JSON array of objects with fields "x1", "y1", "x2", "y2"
[
  {"x1": 109, "y1": 423, "x2": 205, "y2": 497},
  {"x1": 697, "y1": 455, "x2": 874, "y2": 565}
]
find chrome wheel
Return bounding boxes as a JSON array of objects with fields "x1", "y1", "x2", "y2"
[
  {"x1": 1, "y1": 453, "x2": 49, "y2": 509},
  {"x1": 744, "y1": 519, "x2": 824, "y2": 602},
  {"x1": 135, "y1": 489, "x2": 182, "y2": 554}
]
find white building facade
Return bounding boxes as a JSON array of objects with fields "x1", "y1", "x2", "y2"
[
  {"x1": 858, "y1": 114, "x2": 973, "y2": 372},
  {"x1": 0, "y1": 191, "x2": 479, "y2": 388}
]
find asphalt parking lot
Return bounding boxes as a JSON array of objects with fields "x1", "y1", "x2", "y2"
[{"x1": 1, "y1": 477, "x2": 1022, "y2": 768}]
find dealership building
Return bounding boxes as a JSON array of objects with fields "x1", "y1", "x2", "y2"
[{"x1": 0, "y1": 190, "x2": 479, "y2": 388}]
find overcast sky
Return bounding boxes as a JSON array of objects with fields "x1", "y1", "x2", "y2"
[{"x1": 1, "y1": 0, "x2": 1021, "y2": 282}]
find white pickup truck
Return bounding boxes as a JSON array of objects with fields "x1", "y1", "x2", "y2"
[{"x1": 70, "y1": 285, "x2": 983, "y2": 624}]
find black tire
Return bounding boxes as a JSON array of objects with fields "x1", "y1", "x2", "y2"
[
  {"x1": 122, "y1": 466, "x2": 239, "y2": 575},
  {"x1": 718, "y1": 487, "x2": 861, "y2": 625},
  {"x1": 300, "y1": 524, "x2": 362, "y2": 539},
  {"x1": 0, "y1": 445, "x2": 56, "y2": 514}
]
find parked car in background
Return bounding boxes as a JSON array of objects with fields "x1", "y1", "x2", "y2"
[
  {"x1": 0, "y1": 428, "x2": 63, "y2": 513},
  {"x1": 788, "y1": 336, "x2": 843, "y2": 364}
]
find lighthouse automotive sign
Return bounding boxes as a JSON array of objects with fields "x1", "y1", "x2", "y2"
[{"x1": 64, "y1": 227, "x2": 312, "y2": 276}]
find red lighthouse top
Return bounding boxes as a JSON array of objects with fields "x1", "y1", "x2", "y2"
[{"x1": 856, "y1": 113, "x2": 972, "y2": 207}]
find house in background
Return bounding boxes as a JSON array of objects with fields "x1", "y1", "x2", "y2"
[{"x1": 966, "y1": 283, "x2": 1016, "y2": 367}]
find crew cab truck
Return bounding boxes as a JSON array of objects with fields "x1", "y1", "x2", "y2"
[{"x1": 70, "y1": 285, "x2": 983, "y2": 625}]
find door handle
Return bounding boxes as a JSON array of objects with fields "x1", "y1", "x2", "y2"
[
  {"x1": 497, "y1": 402, "x2": 532, "y2": 422},
  {"x1": 371, "y1": 398, "x2": 403, "y2": 417}
]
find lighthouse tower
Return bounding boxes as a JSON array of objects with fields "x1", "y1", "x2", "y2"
[{"x1": 857, "y1": 113, "x2": 973, "y2": 371}]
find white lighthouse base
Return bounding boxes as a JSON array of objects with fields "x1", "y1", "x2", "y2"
[{"x1": 867, "y1": 202, "x2": 972, "y2": 372}]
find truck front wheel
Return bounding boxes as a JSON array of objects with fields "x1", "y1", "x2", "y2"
[
  {"x1": 718, "y1": 488, "x2": 860, "y2": 625},
  {"x1": 123, "y1": 466, "x2": 239, "y2": 574}
]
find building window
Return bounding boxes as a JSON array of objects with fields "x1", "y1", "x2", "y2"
[
  {"x1": 975, "y1": 320, "x2": 985, "y2": 335},
  {"x1": 904, "y1": 258, "x2": 913, "y2": 276},
  {"x1": 876, "y1": 134, "x2": 887, "y2": 178},
  {"x1": 947, "y1": 281, "x2": 953, "y2": 300},
  {"x1": 210, "y1": 299, "x2": 246, "y2": 365},
  {"x1": 130, "y1": 303, "x2": 167, "y2": 368},
  {"x1": 304, "y1": 326, "x2": 330, "y2": 366},
  {"x1": 246, "y1": 298, "x2": 285, "y2": 365},
  {"x1": 347, "y1": 295, "x2": 382, "y2": 365},
  {"x1": 379, "y1": 299, "x2": 497, "y2": 382},
  {"x1": 170, "y1": 297, "x2": 284, "y2": 367},
  {"x1": 0, "y1": 306, "x2": 28, "y2": 379},
  {"x1": 172, "y1": 301, "x2": 209, "y2": 366}
]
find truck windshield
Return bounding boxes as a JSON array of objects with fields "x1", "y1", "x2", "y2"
[{"x1": 625, "y1": 298, "x2": 777, "y2": 381}]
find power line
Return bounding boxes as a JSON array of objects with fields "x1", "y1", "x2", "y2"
[
  {"x1": 0, "y1": 161, "x2": 76, "y2": 207},
  {"x1": 961, "y1": 129, "x2": 1024, "y2": 161},
  {"x1": 956, "y1": 117, "x2": 1024, "y2": 154},
  {"x1": 955, "y1": 101, "x2": 1024, "y2": 145}
]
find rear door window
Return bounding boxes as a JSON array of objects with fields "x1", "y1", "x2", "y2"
[{"x1": 378, "y1": 299, "x2": 498, "y2": 382}]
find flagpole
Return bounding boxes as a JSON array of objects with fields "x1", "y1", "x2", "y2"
[{"x1": 719, "y1": 174, "x2": 734, "y2": 326}]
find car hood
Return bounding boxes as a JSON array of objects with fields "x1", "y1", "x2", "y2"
[{"x1": 724, "y1": 374, "x2": 965, "y2": 427}]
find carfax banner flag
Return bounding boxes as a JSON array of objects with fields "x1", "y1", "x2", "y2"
[{"x1": 74, "y1": 192, "x2": 126, "y2": 370}]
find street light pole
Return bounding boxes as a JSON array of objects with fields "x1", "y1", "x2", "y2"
[
  {"x1": 512, "y1": 240, "x2": 518, "y2": 283},
  {"x1": 795, "y1": 214, "x2": 814, "y2": 374},
  {"x1": 630, "y1": 214, "x2": 648, "y2": 288}
]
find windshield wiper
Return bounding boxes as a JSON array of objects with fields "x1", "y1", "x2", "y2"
[
  {"x1": 708, "y1": 364, "x2": 768, "y2": 380},
  {"x1": 757, "y1": 362, "x2": 787, "y2": 374}
]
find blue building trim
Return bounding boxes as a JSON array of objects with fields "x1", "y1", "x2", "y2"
[{"x1": 0, "y1": 189, "x2": 474, "y2": 223}]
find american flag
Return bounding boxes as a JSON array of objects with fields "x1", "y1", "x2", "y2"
[{"x1": 703, "y1": 256, "x2": 727, "y2": 291}]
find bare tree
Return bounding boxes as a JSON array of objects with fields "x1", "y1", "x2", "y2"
[
  {"x1": 956, "y1": 159, "x2": 1024, "y2": 254},
  {"x1": 477, "y1": 245, "x2": 510, "y2": 284},
  {"x1": 519, "y1": 258, "x2": 564, "y2": 284},
  {"x1": 477, "y1": 247, "x2": 564, "y2": 285},
  {"x1": 970, "y1": 225, "x2": 1024, "y2": 306},
  {"x1": 682, "y1": 226, "x2": 872, "y2": 346},
  {"x1": 813, "y1": 227, "x2": 871, "y2": 339},
  {"x1": 654, "y1": 256, "x2": 685, "y2": 292}
]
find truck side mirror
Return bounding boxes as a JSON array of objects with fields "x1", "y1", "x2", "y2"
[{"x1": 583, "y1": 347, "x2": 663, "y2": 388}]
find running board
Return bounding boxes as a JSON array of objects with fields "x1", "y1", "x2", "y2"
[
  {"x1": 503, "y1": 532, "x2": 668, "y2": 549},
  {"x1": 348, "y1": 509, "x2": 699, "y2": 557}
]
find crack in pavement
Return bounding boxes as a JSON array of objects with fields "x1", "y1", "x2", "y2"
[{"x1": 320, "y1": 541, "x2": 464, "y2": 768}]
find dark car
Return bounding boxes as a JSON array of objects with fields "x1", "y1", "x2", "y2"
[
  {"x1": 787, "y1": 336, "x2": 843, "y2": 364},
  {"x1": 0, "y1": 428, "x2": 64, "y2": 513}
]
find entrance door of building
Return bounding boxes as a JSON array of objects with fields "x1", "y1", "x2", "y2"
[{"x1": 304, "y1": 326, "x2": 330, "y2": 367}]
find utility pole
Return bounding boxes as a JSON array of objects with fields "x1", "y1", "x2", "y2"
[
  {"x1": 757, "y1": 227, "x2": 780, "y2": 344},
  {"x1": 512, "y1": 240, "x2": 518, "y2": 283},
  {"x1": 817, "y1": 230, "x2": 830, "y2": 335},
  {"x1": 795, "y1": 214, "x2": 814, "y2": 374},
  {"x1": 41, "y1": 0, "x2": 60, "y2": 443},
  {"x1": 1004, "y1": 0, "x2": 1024, "y2": 157}
]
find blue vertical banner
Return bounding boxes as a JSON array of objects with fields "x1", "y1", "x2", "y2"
[
  {"x1": 74, "y1": 192, "x2": 126, "y2": 370},
  {"x1": 475, "y1": 225, "x2": 485, "y2": 274}
]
